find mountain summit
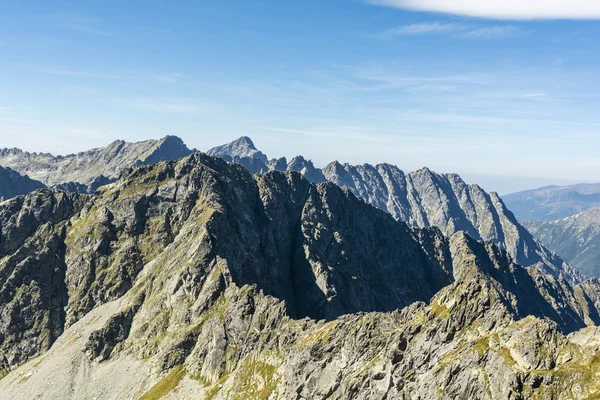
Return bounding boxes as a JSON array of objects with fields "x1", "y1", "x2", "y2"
[{"x1": 207, "y1": 136, "x2": 268, "y2": 164}]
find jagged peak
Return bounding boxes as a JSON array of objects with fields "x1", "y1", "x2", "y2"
[{"x1": 206, "y1": 136, "x2": 268, "y2": 163}]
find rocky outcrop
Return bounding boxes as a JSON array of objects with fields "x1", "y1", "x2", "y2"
[
  {"x1": 0, "y1": 166, "x2": 45, "y2": 201},
  {"x1": 0, "y1": 135, "x2": 193, "y2": 191},
  {"x1": 3, "y1": 154, "x2": 600, "y2": 399},
  {"x1": 523, "y1": 208, "x2": 600, "y2": 278},
  {"x1": 503, "y1": 183, "x2": 600, "y2": 222}
]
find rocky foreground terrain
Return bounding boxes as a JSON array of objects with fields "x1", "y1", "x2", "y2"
[
  {"x1": 2, "y1": 153, "x2": 600, "y2": 399},
  {"x1": 0, "y1": 135, "x2": 192, "y2": 192},
  {"x1": 523, "y1": 209, "x2": 600, "y2": 278},
  {"x1": 0, "y1": 166, "x2": 45, "y2": 201},
  {"x1": 503, "y1": 183, "x2": 600, "y2": 222},
  {"x1": 208, "y1": 137, "x2": 572, "y2": 279}
]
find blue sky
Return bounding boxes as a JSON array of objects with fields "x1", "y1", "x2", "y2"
[{"x1": 1, "y1": 0, "x2": 599, "y2": 193}]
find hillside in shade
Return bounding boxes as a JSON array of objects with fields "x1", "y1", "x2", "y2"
[{"x1": 0, "y1": 165, "x2": 45, "y2": 201}]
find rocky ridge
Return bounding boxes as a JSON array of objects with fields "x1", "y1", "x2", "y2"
[
  {"x1": 0, "y1": 135, "x2": 193, "y2": 192},
  {"x1": 208, "y1": 137, "x2": 573, "y2": 278},
  {"x1": 3, "y1": 154, "x2": 600, "y2": 399}
]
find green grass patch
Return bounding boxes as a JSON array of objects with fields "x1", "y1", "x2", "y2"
[{"x1": 139, "y1": 365, "x2": 186, "y2": 400}]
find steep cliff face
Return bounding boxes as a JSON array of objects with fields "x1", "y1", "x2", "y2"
[
  {"x1": 0, "y1": 135, "x2": 193, "y2": 191},
  {"x1": 523, "y1": 208, "x2": 600, "y2": 278},
  {"x1": 0, "y1": 166, "x2": 45, "y2": 201},
  {"x1": 2, "y1": 154, "x2": 600, "y2": 399}
]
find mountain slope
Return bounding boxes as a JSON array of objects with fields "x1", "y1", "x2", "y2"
[
  {"x1": 0, "y1": 135, "x2": 193, "y2": 192},
  {"x1": 209, "y1": 137, "x2": 571, "y2": 277},
  {"x1": 503, "y1": 183, "x2": 600, "y2": 222},
  {"x1": 523, "y1": 208, "x2": 600, "y2": 278},
  {"x1": 2, "y1": 154, "x2": 600, "y2": 399},
  {"x1": 0, "y1": 166, "x2": 45, "y2": 201}
]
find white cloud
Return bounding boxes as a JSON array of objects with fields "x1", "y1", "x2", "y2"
[
  {"x1": 370, "y1": 0, "x2": 600, "y2": 20},
  {"x1": 382, "y1": 23, "x2": 522, "y2": 38}
]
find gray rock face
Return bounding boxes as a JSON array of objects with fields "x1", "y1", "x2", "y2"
[
  {"x1": 0, "y1": 135, "x2": 193, "y2": 192},
  {"x1": 503, "y1": 183, "x2": 600, "y2": 222},
  {"x1": 209, "y1": 138, "x2": 572, "y2": 278},
  {"x1": 206, "y1": 136, "x2": 268, "y2": 174},
  {"x1": 3, "y1": 154, "x2": 600, "y2": 399},
  {"x1": 321, "y1": 162, "x2": 569, "y2": 278},
  {"x1": 0, "y1": 166, "x2": 45, "y2": 201},
  {"x1": 523, "y1": 208, "x2": 600, "y2": 278}
]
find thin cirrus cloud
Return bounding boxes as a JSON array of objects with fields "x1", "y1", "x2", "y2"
[
  {"x1": 369, "y1": 0, "x2": 600, "y2": 20},
  {"x1": 115, "y1": 97, "x2": 220, "y2": 114},
  {"x1": 382, "y1": 22, "x2": 522, "y2": 39}
]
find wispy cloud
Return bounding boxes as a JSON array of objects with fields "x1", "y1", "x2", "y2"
[
  {"x1": 115, "y1": 97, "x2": 220, "y2": 114},
  {"x1": 385, "y1": 22, "x2": 466, "y2": 36},
  {"x1": 462, "y1": 26, "x2": 522, "y2": 39},
  {"x1": 369, "y1": 0, "x2": 600, "y2": 20},
  {"x1": 381, "y1": 22, "x2": 522, "y2": 39}
]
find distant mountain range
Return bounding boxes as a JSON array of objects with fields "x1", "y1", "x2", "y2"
[
  {"x1": 522, "y1": 208, "x2": 600, "y2": 277},
  {"x1": 0, "y1": 166, "x2": 45, "y2": 202},
  {"x1": 0, "y1": 135, "x2": 192, "y2": 193},
  {"x1": 503, "y1": 183, "x2": 600, "y2": 222}
]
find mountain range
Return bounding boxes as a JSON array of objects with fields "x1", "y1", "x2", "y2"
[
  {"x1": 523, "y1": 208, "x2": 600, "y2": 278},
  {"x1": 206, "y1": 137, "x2": 573, "y2": 279},
  {"x1": 0, "y1": 135, "x2": 192, "y2": 193},
  {"x1": 503, "y1": 183, "x2": 600, "y2": 222},
  {"x1": 0, "y1": 136, "x2": 583, "y2": 281},
  {"x1": 3, "y1": 153, "x2": 600, "y2": 398}
]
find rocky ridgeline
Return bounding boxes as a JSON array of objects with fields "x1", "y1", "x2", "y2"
[
  {"x1": 207, "y1": 137, "x2": 574, "y2": 279},
  {"x1": 0, "y1": 135, "x2": 575, "y2": 280},
  {"x1": 2, "y1": 154, "x2": 600, "y2": 399},
  {"x1": 0, "y1": 135, "x2": 193, "y2": 192}
]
